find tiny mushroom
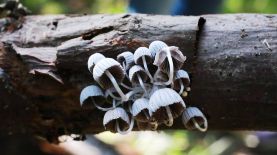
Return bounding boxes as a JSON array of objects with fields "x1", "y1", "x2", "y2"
[
  {"x1": 80, "y1": 85, "x2": 115, "y2": 111},
  {"x1": 134, "y1": 47, "x2": 154, "y2": 82},
  {"x1": 131, "y1": 98, "x2": 151, "y2": 122},
  {"x1": 182, "y1": 107, "x2": 208, "y2": 132},
  {"x1": 129, "y1": 65, "x2": 149, "y2": 93},
  {"x1": 173, "y1": 70, "x2": 190, "y2": 94},
  {"x1": 88, "y1": 53, "x2": 106, "y2": 73},
  {"x1": 103, "y1": 106, "x2": 133, "y2": 134},
  {"x1": 117, "y1": 51, "x2": 134, "y2": 71},
  {"x1": 154, "y1": 46, "x2": 186, "y2": 85},
  {"x1": 105, "y1": 87, "x2": 122, "y2": 100},
  {"x1": 168, "y1": 46, "x2": 187, "y2": 70},
  {"x1": 149, "y1": 40, "x2": 168, "y2": 57},
  {"x1": 149, "y1": 88, "x2": 186, "y2": 127},
  {"x1": 93, "y1": 58, "x2": 128, "y2": 101}
]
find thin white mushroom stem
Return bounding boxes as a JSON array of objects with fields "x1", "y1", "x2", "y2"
[
  {"x1": 112, "y1": 99, "x2": 128, "y2": 134},
  {"x1": 121, "y1": 61, "x2": 127, "y2": 71},
  {"x1": 116, "y1": 117, "x2": 134, "y2": 135},
  {"x1": 107, "y1": 89, "x2": 122, "y2": 100},
  {"x1": 120, "y1": 82, "x2": 133, "y2": 90},
  {"x1": 90, "y1": 98, "x2": 117, "y2": 111},
  {"x1": 142, "y1": 110, "x2": 150, "y2": 120},
  {"x1": 191, "y1": 117, "x2": 208, "y2": 132},
  {"x1": 125, "y1": 87, "x2": 143, "y2": 100},
  {"x1": 153, "y1": 47, "x2": 174, "y2": 86},
  {"x1": 108, "y1": 88, "x2": 142, "y2": 103},
  {"x1": 164, "y1": 106, "x2": 174, "y2": 126},
  {"x1": 178, "y1": 80, "x2": 184, "y2": 95},
  {"x1": 112, "y1": 99, "x2": 116, "y2": 108},
  {"x1": 142, "y1": 56, "x2": 154, "y2": 82},
  {"x1": 113, "y1": 100, "x2": 119, "y2": 132},
  {"x1": 105, "y1": 70, "x2": 128, "y2": 101},
  {"x1": 94, "y1": 104, "x2": 114, "y2": 111},
  {"x1": 137, "y1": 74, "x2": 147, "y2": 94},
  {"x1": 164, "y1": 47, "x2": 174, "y2": 85},
  {"x1": 116, "y1": 104, "x2": 135, "y2": 134}
]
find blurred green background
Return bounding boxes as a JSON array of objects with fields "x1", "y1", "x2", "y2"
[
  {"x1": 19, "y1": 0, "x2": 128, "y2": 14},
  {"x1": 222, "y1": 0, "x2": 277, "y2": 14},
  {"x1": 2, "y1": 0, "x2": 277, "y2": 14}
]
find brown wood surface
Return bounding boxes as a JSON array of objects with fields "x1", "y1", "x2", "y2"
[{"x1": 0, "y1": 14, "x2": 277, "y2": 139}]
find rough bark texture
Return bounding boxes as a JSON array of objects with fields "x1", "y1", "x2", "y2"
[{"x1": 0, "y1": 14, "x2": 277, "y2": 139}]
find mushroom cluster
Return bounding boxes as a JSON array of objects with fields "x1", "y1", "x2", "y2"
[{"x1": 80, "y1": 40, "x2": 208, "y2": 134}]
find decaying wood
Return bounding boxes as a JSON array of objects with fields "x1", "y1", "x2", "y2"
[{"x1": 0, "y1": 14, "x2": 276, "y2": 139}]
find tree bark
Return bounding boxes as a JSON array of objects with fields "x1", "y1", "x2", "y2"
[{"x1": 0, "y1": 14, "x2": 276, "y2": 139}]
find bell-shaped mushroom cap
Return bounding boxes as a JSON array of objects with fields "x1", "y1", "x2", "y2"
[
  {"x1": 154, "y1": 46, "x2": 186, "y2": 72},
  {"x1": 128, "y1": 65, "x2": 148, "y2": 84},
  {"x1": 170, "y1": 46, "x2": 186, "y2": 69},
  {"x1": 182, "y1": 107, "x2": 208, "y2": 132},
  {"x1": 149, "y1": 40, "x2": 168, "y2": 57},
  {"x1": 103, "y1": 107, "x2": 130, "y2": 133},
  {"x1": 88, "y1": 53, "x2": 105, "y2": 73},
  {"x1": 79, "y1": 85, "x2": 105, "y2": 108},
  {"x1": 93, "y1": 58, "x2": 125, "y2": 89},
  {"x1": 149, "y1": 88, "x2": 186, "y2": 123},
  {"x1": 132, "y1": 98, "x2": 150, "y2": 122},
  {"x1": 175, "y1": 70, "x2": 190, "y2": 84},
  {"x1": 116, "y1": 51, "x2": 134, "y2": 70},
  {"x1": 173, "y1": 70, "x2": 190, "y2": 89},
  {"x1": 134, "y1": 47, "x2": 152, "y2": 64}
]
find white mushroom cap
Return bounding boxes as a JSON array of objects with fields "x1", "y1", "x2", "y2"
[
  {"x1": 149, "y1": 40, "x2": 168, "y2": 57},
  {"x1": 79, "y1": 85, "x2": 104, "y2": 107},
  {"x1": 174, "y1": 70, "x2": 190, "y2": 86},
  {"x1": 149, "y1": 88, "x2": 185, "y2": 112},
  {"x1": 134, "y1": 47, "x2": 152, "y2": 64},
  {"x1": 149, "y1": 88, "x2": 186, "y2": 122},
  {"x1": 154, "y1": 46, "x2": 186, "y2": 72},
  {"x1": 128, "y1": 65, "x2": 148, "y2": 84},
  {"x1": 182, "y1": 107, "x2": 208, "y2": 132},
  {"x1": 132, "y1": 98, "x2": 149, "y2": 122},
  {"x1": 132, "y1": 98, "x2": 149, "y2": 116},
  {"x1": 103, "y1": 107, "x2": 130, "y2": 132},
  {"x1": 117, "y1": 51, "x2": 134, "y2": 70},
  {"x1": 170, "y1": 46, "x2": 186, "y2": 69},
  {"x1": 93, "y1": 58, "x2": 125, "y2": 89},
  {"x1": 88, "y1": 53, "x2": 105, "y2": 73}
]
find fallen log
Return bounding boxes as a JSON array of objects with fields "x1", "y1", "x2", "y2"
[{"x1": 0, "y1": 14, "x2": 276, "y2": 140}]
